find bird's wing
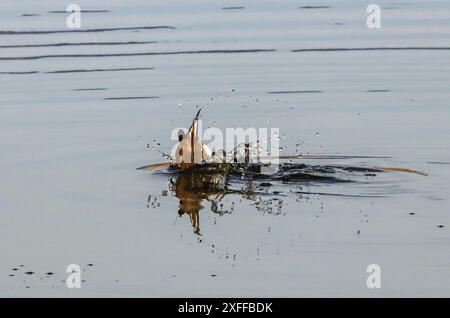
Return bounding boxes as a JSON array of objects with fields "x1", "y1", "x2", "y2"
[{"x1": 136, "y1": 162, "x2": 171, "y2": 171}]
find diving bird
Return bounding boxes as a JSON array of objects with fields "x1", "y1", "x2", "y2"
[
  {"x1": 175, "y1": 109, "x2": 212, "y2": 166},
  {"x1": 136, "y1": 110, "x2": 426, "y2": 176}
]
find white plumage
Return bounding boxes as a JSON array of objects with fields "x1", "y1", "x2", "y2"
[{"x1": 175, "y1": 110, "x2": 212, "y2": 164}]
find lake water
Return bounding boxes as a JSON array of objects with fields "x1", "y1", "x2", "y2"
[{"x1": 1, "y1": 0, "x2": 449, "y2": 297}]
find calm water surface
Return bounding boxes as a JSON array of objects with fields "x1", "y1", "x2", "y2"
[{"x1": 1, "y1": 0, "x2": 449, "y2": 296}]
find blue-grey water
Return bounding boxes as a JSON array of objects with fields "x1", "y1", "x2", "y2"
[{"x1": 1, "y1": 0, "x2": 449, "y2": 296}]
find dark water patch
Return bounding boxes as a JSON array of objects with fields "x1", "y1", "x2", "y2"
[
  {"x1": 299, "y1": 5, "x2": 331, "y2": 9},
  {"x1": 222, "y1": 6, "x2": 245, "y2": 10},
  {"x1": 296, "y1": 164, "x2": 382, "y2": 173},
  {"x1": 268, "y1": 90, "x2": 323, "y2": 94},
  {"x1": 48, "y1": 10, "x2": 110, "y2": 13},
  {"x1": 162, "y1": 163, "x2": 380, "y2": 183},
  {"x1": 275, "y1": 163, "x2": 382, "y2": 182},
  {"x1": 275, "y1": 172, "x2": 349, "y2": 183},
  {"x1": 366, "y1": 89, "x2": 391, "y2": 93},
  {"x1": 0, "y1": 49, "x2": 276, "y2": 61},
  {"x1": 46, "y1": 67, "x2": 154, "y2": 74},
  {"x1": 427, "y1": 161, "x2": 450, "y2": 165},
  {"x1": 0, "y1": 71, "x2": 38, "y2": 75},
  {"x1": 278, "y1": 155, "x2": 392, "y2": 160},
  {"x1": 292, "y1": 47, "x2": 450, "y2": 53},
  {"x1": 0, "y1": 40, "x2": 158, "y2": 49},
  {"x1": 104, "y1": 96, "x2": 159, "y2": 100},
  {"x1": 0, "y1": 25, "x2": 175, "y2": 35},
  {"x1": 74, "y1": 88, "x2": 108, "y2": 91},
  {"x1": 292, "y1": 190, "x2": 386, "y2": 198}
]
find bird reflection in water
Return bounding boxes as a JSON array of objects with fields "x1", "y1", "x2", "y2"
[
  {"x1": 169, "y1": 171, "x2": 231, "y2": 235},
  {"x1": 167, "y1": 166, "x2": 287, "y2": 235},
  {"x1": 156, "y1": 160, "x2": 396, "y2": 235}
]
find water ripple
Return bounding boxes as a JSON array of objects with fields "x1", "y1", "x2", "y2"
[
  {"x1": 0, "y1": 41, "x2": 158, "y2": 49},
  {"x1": 0, "y1": 49, "x2": 276, "y2": 61},
  {"x1": 0, "y1": 25, "x2": 175, "y2": 35}
]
